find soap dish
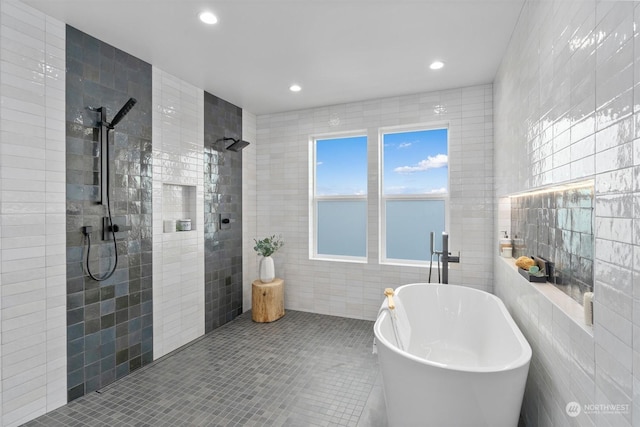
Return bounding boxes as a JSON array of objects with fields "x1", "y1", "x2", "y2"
[{"x1": 518, "y1": 268, "x2": 547, "y2": 283}]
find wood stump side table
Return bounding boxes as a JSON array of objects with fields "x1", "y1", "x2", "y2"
[{"x1": 251, "y1": 278, "x2": 285, "y2": 322}]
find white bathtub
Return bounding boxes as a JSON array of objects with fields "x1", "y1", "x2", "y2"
[{"x1": 373, "y1": 283, "x2": 531, "y2": 427}]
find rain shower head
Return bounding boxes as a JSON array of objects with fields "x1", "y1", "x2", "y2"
[
  {"x1": 226, "y1": 139, "x2": 250, "y2": 152},
  {"x1": 218, "y1": 137, "x2": 250, "y2": 152},
  {"x1": 110, "y1": 98, "x2": 137, "y2": 128}
]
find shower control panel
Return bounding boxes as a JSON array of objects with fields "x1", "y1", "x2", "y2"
[
  {"x1": 219, "y1": 213, "x2": 233, "y2": 230},
  {"x1": 102, "y1": 216, "x2": 131, "y2": 240}
]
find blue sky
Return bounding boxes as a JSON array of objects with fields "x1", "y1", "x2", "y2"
[
  {"x1": 315, "y1": 129, "x2": 448, "y2": 195},
  {"x1": 382, "y1": 128, "x2": 448, "y2": 195},
  {"x1": 316, "y1": 135, "x2": 368, "y2": 195}
]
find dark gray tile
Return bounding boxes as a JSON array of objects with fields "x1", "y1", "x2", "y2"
[
  {"x1": 511, "y1": 185, "x2": 594, "y2": 304},
  {"x1": 66, "y1": 25, "x2": 153, "y2": 401},
  {"x1": 204, "y1": 92, "x2": 244, "y2": 334},
  {"x1": 30, "y1": 311, "x2": 383, "y2": 427}
]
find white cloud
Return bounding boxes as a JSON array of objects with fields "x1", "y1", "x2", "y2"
[
  {"x1": 317, "y1": 161, "x2": 323, "y2": 166},
  {"x1": 425, "y1": 187, "x2": 447, "y2": 194},
  {"x1": 398, "y1": 142, "x2": 412, "y2": 149},
  {"x1": 393, "y1": 154, "x2": 448, "y2": 173}
]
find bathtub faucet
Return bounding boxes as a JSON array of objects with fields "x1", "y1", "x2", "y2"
[{"x1": 441, "y1": 232, "x2": 460, "y2": 284}]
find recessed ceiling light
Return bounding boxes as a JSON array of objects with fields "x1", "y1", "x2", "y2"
[
  {"x1": 199, "y1": 11, "x2": 218, "y2": 25},
  {"x1": 429, "y1": 61, "x2": 444, "y2": 70},
  {"x1": 289, "y1": 84, "x2": 302, "y2": 92}
]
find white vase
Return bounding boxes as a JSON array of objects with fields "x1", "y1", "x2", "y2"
[{"x1": 259, "y1": 256, "x2": 275, "y2": 283}]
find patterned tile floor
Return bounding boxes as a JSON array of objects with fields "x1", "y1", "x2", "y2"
[{"x1": 25, "y1": 310, "x2": 387, "y2": 427}]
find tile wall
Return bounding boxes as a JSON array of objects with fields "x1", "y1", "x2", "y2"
[
  {"x1": 0, "y1": 1, "x2": 67, "y2": 425},
  {"x1": 203, "y1": 92, "x2": 244, "y2": 332},
  {"x1": 151, "y1": 68, "x2": 205, "y2": 359},
  {"x1": 494, "y1": 0, "x2": 639, "y2": 425},
  {"x1": 65, "y1": 26, "x2": 153, "y2": 401},
  {"x1": 242, "y1": 112, "x2": 258, "y2": 310},
  {"x1": 255, "y1": 85, "x2": 494, "y2": 320},
  {"x1": 510, "y1": 185, "x2": 594, "y2": 303},
  {"x1": 0, "y1": 1, "x2": 250, "y2": 424}
]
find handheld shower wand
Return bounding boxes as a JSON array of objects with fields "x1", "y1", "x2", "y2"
[
  {"x1": 83, "y1": 97, "x2": 137, "y2": 282},
  {"x1": 109, "y1": 98, "x2": 137, "y2": 128}
]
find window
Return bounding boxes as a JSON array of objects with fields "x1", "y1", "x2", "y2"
[
  {"x1": 311, "y1": 134, "x2": 367, "y2": 260},
  {"x1": 380, "y1": 127, "x2": 448, "y2": 264}
]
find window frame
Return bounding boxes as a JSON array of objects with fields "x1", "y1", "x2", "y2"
[
  {"x1": 309, "y1": 131, "x2": 368, "y2": 263},
  {"x1": 378, "y1": 123, "x2": 450, "y2": 266}
]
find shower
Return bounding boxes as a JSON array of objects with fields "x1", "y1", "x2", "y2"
[
  {"x1": 94, "y1": 98, "x2": 137, "y2": 205},
  {"x1": 83, "y1": 98, "x2": 137, "y2": 281},
  {"x1": 109, "y1": 97, "x2": 137, "y2": 129},
  {"x1": 217, "y1": 137, "x2": 251, "y2": 152}
]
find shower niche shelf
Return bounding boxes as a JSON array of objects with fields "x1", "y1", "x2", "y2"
[{"x1": 162, "y1": 183, "x2": 196, "y2": 233}]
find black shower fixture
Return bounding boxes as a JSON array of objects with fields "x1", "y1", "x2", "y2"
[
  {"x1": 95, "y1": 98, "x2": 137, "y2": 204},
  {"x1": 109, "y1": 97, "x2": 137, "y2": 128},
  {"x1": 83, "y1": 97, "x2": 137, "y2": 282},
  {"x1": 218, "y1": 137, "x2": 251, "y2": 152}
]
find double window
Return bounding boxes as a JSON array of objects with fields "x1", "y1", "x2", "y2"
[{"x1": 311, "y1": 125, "x2": 448, "y2": 265}]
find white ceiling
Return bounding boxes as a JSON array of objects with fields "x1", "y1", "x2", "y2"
[{"x1": 22, "y1": 0, "x2": 524, "y2": 115}]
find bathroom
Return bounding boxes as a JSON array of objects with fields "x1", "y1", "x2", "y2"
[{"x1": 0, "y1": 0, "x2": 637, "y2": 425}]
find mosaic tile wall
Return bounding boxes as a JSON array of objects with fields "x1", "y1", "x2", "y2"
[
  {"x1": 65, "y1": 26, "x2": 153, "y2": 401},
  {"x1": 511, "y1": 185, "x2": 594, "y2": 303},
  {"x1": 203, "y1": 92, "x2": 244, "y2": 332}
]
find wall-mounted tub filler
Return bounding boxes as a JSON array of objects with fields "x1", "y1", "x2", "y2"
[{"x1": 82, "y1": 98, "x2": 137, "y2": 281}]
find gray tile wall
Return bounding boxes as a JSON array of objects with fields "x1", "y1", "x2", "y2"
[
  {"x1": 65, "y1": 26, "x2": 153, "y2": 401},
  {"x1": 204, "y1": 92, "x2": 243, "y2": 332},
  {"x1": 511, "y1": 186, "x2": 594, "y2": 303}
]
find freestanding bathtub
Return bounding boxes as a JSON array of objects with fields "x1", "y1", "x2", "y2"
[{"x1": 373, "y1": 283, "x2": 531, "y2": 427}]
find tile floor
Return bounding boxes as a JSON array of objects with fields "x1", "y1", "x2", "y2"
[{"x1": 25, "y1": 310, "x2": 387, "y2": 427}]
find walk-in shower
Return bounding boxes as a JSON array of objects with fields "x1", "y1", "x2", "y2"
[{"x1": 82, "y1": 98, "x2": 137, "y2": 281}]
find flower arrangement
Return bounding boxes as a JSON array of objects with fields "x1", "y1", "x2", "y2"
[{"x1": 253, "y1": 235, "x2": 284, "y2": 257}]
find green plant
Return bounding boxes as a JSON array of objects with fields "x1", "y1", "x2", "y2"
[{"x1": 253, "y1": 235, "x2": 284, "y2": 257}]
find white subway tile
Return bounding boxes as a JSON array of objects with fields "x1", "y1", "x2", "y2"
[
  {"x1": 152, "y1": 67, "x2": 205, "y2": 358},
  {"x1": 0, "y1": 3, "x2": 66, "y2": 425}
]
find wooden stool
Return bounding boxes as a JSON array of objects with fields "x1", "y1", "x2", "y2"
[{"x1": 251, "y1": 278, "x2": 285, "y2": 322}]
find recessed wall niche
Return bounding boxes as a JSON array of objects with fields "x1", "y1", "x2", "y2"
[
  {"x1": 162, "y1": 184, "x2": 197, "y2": 231},
  {"x1": 502, "y1": 180, "x2": 594, "y2": 305}
]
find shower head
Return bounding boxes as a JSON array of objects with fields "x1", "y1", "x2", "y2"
[
  {"x1": 218, "y1": 137, "x2": 250, "y2": 152},
  {"x1": 226, "y1": 139, "x2": 250, "y2": 152},
  {"x1": 110, "y1": 98, "x2": 137, "y2": 128}
]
